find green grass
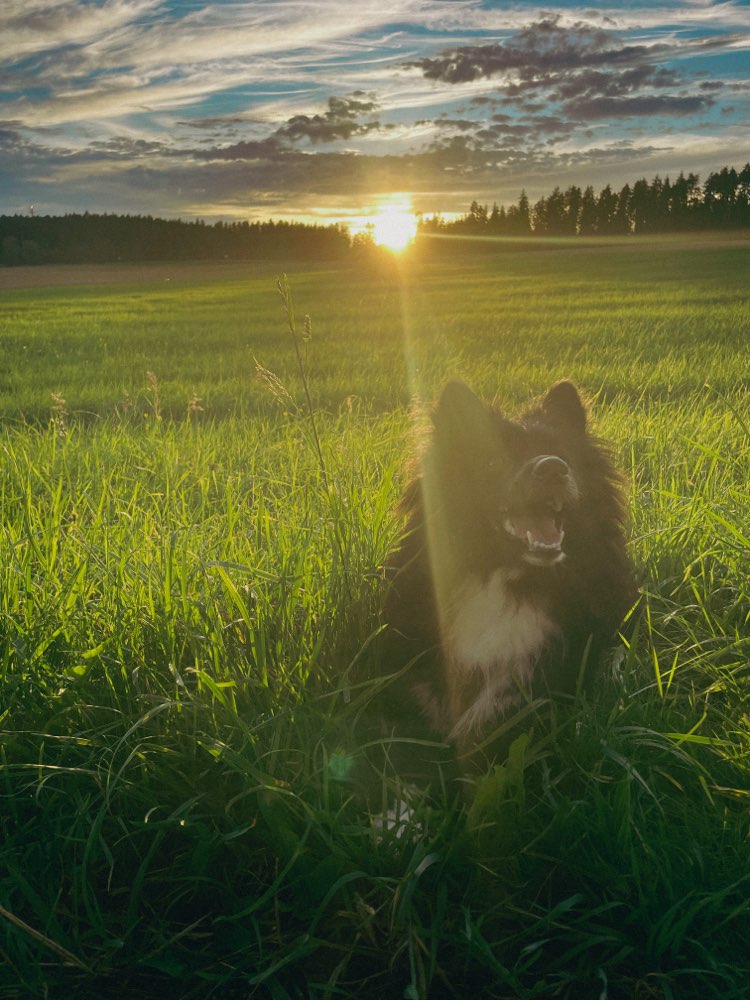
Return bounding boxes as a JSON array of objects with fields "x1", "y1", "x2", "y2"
[
  {"x1": 0, "y1": 238, "x2": 746, "y2": 422},
  {"x1": 1, "y1": 237, "x2": 749, "y2": 998}
]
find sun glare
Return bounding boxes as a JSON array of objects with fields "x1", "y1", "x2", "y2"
[{"x1": 370, "y1": 205, "x2": 418, "y2": 252}]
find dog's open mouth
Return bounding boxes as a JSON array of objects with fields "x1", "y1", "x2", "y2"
[{"x1": 502, "y1": 504, "x2": 565, "y2": 566}]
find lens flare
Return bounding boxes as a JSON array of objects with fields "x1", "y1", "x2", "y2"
[{"x1": 371, "y1": 206, "x2": 417, "y2": 252}]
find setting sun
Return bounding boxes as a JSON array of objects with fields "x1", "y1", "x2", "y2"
[{"x1": 370, "y1": 205, "x2": 418, "y2": 252}]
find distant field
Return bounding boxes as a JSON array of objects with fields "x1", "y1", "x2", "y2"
[
  {"x1": 1, "y1": 236, "x2": 749, "y2": 998},
  {"x1": 0, "y1": 230, "x2": 746, "y2": 290},
  {"x1": 0, "y1": 259, "x2": 269, "y2": 290},
  {"x1": 0, "y1": 234, "x2": 748, "y2": 423}
]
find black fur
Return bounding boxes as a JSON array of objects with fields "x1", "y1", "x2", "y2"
[{"x1": 380, "y1": 380, "x2": 638, "y2": 754}]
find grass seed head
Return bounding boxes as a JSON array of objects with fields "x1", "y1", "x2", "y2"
[{"x1": 49, "y1": 391, "x2": 68, "y2": 439}]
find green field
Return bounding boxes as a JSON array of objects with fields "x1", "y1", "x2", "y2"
[{"x1": 1, "y1": 237, "x2": 749, "y2": 998}]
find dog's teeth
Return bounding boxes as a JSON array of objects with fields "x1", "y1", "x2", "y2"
[
  {"x1": 505, "y1": 518, "x2": 565, "y2": 554},
  {"x1": 525, "y1": 530, "x2": 563, "y2": 552}
]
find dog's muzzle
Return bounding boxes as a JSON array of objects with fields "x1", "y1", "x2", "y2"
[{"x1": 501, "y1": 455, "x2": 579, "y2": 566}]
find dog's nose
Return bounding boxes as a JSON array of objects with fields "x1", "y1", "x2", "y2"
[{"x1": 532, "y1": 455, "x2": 569, "y2": 481}]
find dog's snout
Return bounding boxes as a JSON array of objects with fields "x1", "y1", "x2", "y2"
[
  {"x1": 510, "y1": 454, "x2": 579, "y2": 511},
  {"x1": 532, "y1": 455, "x2": 569, "y2": 481}
]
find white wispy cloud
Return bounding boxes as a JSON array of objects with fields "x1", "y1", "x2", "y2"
[
  {"x1": 0, "y1": 0, "x2": 162, "y2": 61},
  {"x1": 3, "y1": 1, "x2": 478, "y2": 128}
]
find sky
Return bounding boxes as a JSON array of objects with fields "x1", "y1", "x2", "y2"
[{"x1": 1, "y1": 0, "x2": 749, "y2": 228}]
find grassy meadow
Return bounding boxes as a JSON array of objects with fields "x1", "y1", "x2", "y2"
[{"x1": 1, "y1": 236, "x2": 749, "y2": 998}]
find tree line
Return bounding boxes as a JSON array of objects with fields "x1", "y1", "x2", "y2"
[
  {"x1": 2, "y1": 164, "x2": 749, "y2": 267},
  {"x1": 0, "y1": 214, "x2": 352, "y2": 267},
  {"x1": 419, "y1": 164, "x2": 750, "y2": 237}
]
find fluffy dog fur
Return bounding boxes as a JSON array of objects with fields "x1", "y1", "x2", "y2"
[{"x1": 381, "y1": 380, "x2": 638, "y2": 757}]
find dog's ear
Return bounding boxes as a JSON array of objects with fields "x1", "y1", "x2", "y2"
[
  {"x1": 541, "y1": 381, "x2": 587, "y2": 434},
  {"x1": 433, "y1": 381, "x2": 491, "y2": 446}
]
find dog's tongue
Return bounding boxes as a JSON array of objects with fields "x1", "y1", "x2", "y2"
[{"x1": 507, "y1": 514, "x2": 563, "y2": 548}]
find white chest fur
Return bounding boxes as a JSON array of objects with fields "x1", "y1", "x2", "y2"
[{"x1": 443, "y1": 569, "x2": 556, "y2": 739}]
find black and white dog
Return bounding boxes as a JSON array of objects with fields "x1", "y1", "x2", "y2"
[{"x1": 381, "y1": 380, "x2": 638, "y2": 758}]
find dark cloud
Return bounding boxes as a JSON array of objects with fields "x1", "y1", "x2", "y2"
[
  {"x1": 274, "y1": 92, "x2": 381, "y2": 144},
  {"x1": 552, "y1": 65, "x2": 679, "y2": 101},
  {"x1": 433, "y1": 118, "x2": 476, "y2": 131},
  {"x1": 0, "y1": 120, "x2": 687, "y2": 223},
  {"x1": 552, "y1": 141, "x2": 672, "y2": 169},
  {"x1": 0, "y1": 127, "x2": 71, "y2": 163},
  {"x1": 408, "y1": 17, "x2": 666, "y2": 84},
  {"x1": 408, "y1": 14, "x2": 725, "y2": 130},
  {"x1": 0, "y1": 130, "x2": 181, "y2": 177},
  {"x1": 177, "y1": 114, "x2": 249, "y2": 131},
  {"x1": 0, "y1": 126, "x2": 21, "y2": 143},
  {"x1": 565, "y1": 95, "x2": 714, "y2": 119},
  {"x1": 468, "y1": 95, "x2": 496, "y2": 108},
  {"x1": 194, "y1": 137, "x2": 282, "y2": 161},
  {"x1": 88, "y1": 137, "x2": 170, "y2": 157},
  {"x1": 1, "y1": 90, "x2": 389, "y2": 209},
  {"x1": 429, "y1": 111, "x2": 576, "y2": 155},
  {"x1": 164, "y1": 87, "x2": 391, "y2": 188},
  {"x1": 523, "y1": 114, "x2": 575, "y2": 135},
  {"x1": 190, "y1": 92, "x2": 391, "y2": 164}
]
